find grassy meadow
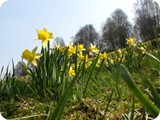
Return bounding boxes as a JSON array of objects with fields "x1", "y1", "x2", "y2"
[{"x1": 0, "y1": 28, "x2": 160, "y2": 120}]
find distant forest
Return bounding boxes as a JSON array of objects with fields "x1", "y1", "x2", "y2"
[{"x1": 54, "y1": 0, "x2": 160, "y2": 52}]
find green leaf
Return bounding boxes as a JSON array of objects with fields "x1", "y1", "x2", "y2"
[
  {"x1": 32, "y1": 46, "x2": 38, "y2": 54},
  {"x1": 145, "y1": 79, "x2": 160, "y2": 108},
  {"x1": 82, "y1": 53, "x2": 100, "y2": 97},
  {"x1": 145, "y1": 52, "x2": 160, "y2": 63},
  {"x1": 130, "y1": 95, "x2": 135, "y2": 120},
  {"x1": 50, "y1": 69, "x2": 81, "y2": 120},
  {"x1": 120, "y1": 64, "x2": 159, "y2": 117}
]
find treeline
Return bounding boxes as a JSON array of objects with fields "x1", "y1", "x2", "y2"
[{"x1": 55, "y1": 0, "x2": 160, "y2": 52}]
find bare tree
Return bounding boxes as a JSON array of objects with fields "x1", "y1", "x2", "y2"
[
  {"x1": 102, "y1": 9, "x2": 132, "y2": 51},
  {"x1": 134, "y1": 0, "x2": 160, "y2": 42},
  {"x1": 74, "y1": 24, "x2": 99, "y2": 48},
  {"x1": 54, "y1": 37, "x2": 65, "y2": 47},
  {"x1": 14, "y1": 61, "x2": 27, "y2": 77}
]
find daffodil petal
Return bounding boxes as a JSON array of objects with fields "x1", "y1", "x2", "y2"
[
  {"x1": 22, "y1": 49, "x2": 31, "y2": 60},
  {"x1": 42, "y1": 40, "x2": 48, "y2": 49},
  {"x1": 35, "y1": 53, "x2": 43, "y2": 59},
  {"x1": 32, "y1": 60, "x2": 37, "y2": 66}
]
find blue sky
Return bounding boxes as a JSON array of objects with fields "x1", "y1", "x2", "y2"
[{"x1": 0, "y1": 0, "x2": 158, "y2": 69}]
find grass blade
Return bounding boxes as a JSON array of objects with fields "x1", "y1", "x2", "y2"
[{"x1": 0, "y1": 66, "x2": 4, "y2": 79}]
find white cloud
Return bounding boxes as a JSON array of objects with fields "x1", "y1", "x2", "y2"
[{"x1": 0, "y1": 0, "x2": 7, "y2": 8}]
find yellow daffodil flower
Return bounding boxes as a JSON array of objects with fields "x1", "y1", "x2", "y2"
[
  {"x1": 96, "y1": 59, "x2": 101, "y2": 68},
  {"x1": 85, "y1": 61, "x2": 92, "y2": 68},
  {"x1": 78, "y1": 53, "x2": 85, "y2": 62},
  {"x1": 126, "y1": 38, "x2": 136, "y2": 46},
  {"x1": 110, "y1": 59, "x2": 114, "y2": 64},
  {"x1": 35, "y1": 27, "x2": 54, "y2": 48},
  {"x1": 22, "y1": 46, "x2": 42, "y2": 67},
  {"x1": 99, "y1": 52, "x2": 107, "y2": 60},
  {"x1": 77, "y1": 53, "x2": 88, "y2": 63},
  {"x1": 105, "y1": 61, "x2": 109, "y2": 67},
  {"x1": 139, "y1": 46, "x2": 146, "y2": 53},
  {"x1": 68, "y1": 66, "x2": 75, "y2": 76},
  {"x1": 89, "y1": 43, "x2": 99, "y2": 55},
  {"x1": 67, "y1": 42, "x2": 76, "y2": 57},
  {"x1": 108, "y1": 58, "x2": 114, "y2": 64},
  {"x1": 117, "y1": 49, "x2": 122, "y2": 57},
  {"x1": 140, "y1": 47, "x2": 146, "y2": 51},
  {"x1": 77, "y1": 44, "x2": 85, "y2": 54},
  {"x1": 85, "y1": 54, "x2": 89, "y2": 62}
]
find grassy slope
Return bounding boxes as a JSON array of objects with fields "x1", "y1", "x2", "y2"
[{"x1": 0, "y1": 41, "x2": 160, "y2": 120}]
